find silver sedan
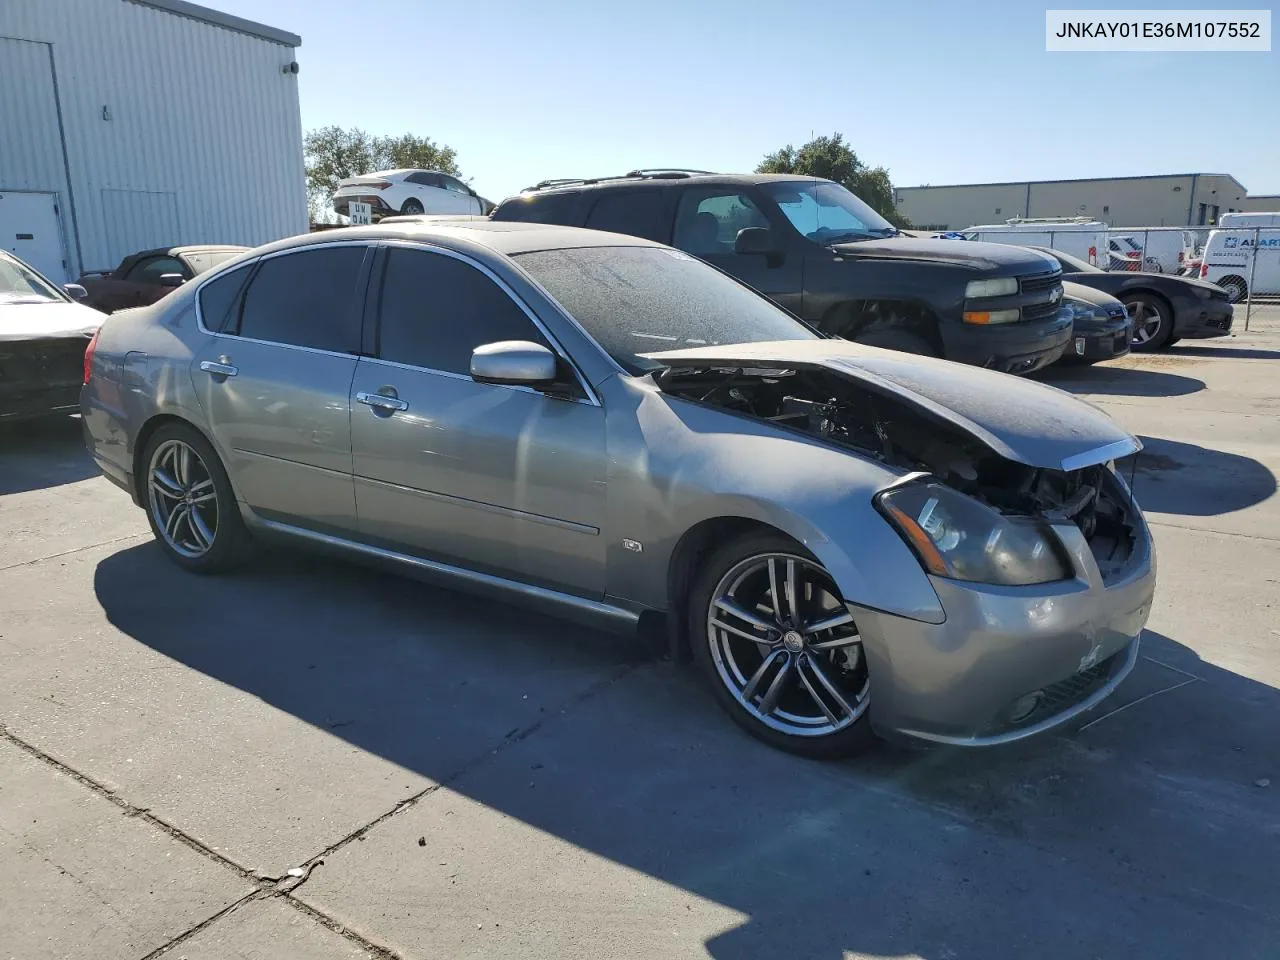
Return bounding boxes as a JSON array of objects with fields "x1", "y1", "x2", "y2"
[{"x1": 81, "y1": 222, "x2": 1155, "y2": 757}]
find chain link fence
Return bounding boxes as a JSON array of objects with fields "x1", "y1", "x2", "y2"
[{"x1": 1038, "y1": 224, "x2": 1275, "y2": 332}]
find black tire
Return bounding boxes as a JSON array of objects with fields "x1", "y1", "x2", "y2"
[
  {"x1": 401, "y1": 198, "x2": 425, "y2": 215},
  {"x1": 851, "y1": 327, "x2": 937, "y2": 357},
  {"x1": 1125, "y1": 293, "x2": 1173, "y2": 351},
  {"x1": 1218, "y1": 275, "x2": 1248, "y2": 304},
  {"x1": 140, "y1": 422, "x2": 253, "y2": 573},
  {"x1": 687, "y1": 530, "x2": 878, "y2": 759}
]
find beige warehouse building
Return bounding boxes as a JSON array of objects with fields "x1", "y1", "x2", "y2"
[{"x1": 894, "y1": 173, "x2": 1274, "y2": 231}]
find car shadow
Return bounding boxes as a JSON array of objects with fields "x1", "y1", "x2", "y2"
[
  {"x1": 0, "y1": 415, "x2": 99, "y2": 494},
  {"x1": 1170, "y1": 344, "x2": 1280, "y2": 361},
  {"x1": 93, "y1": 544, "x2": 1280, "y2": 959},
  {"x1": 1036, "y1": 363, "x2": 1205, "y2": 398},
  {"x1": 1114, "y1": 435, "x2": 1277, "y2": 516}
]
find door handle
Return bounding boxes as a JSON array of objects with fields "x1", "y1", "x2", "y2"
[
  {"x1": 199, "y1": 359, "x2": 238, "y2": 379},
  {"x1": 356, "y1": 391, "x2": 409, "y2": 413}
]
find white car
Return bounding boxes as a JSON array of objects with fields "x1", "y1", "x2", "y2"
[
  {"x1": 1200, "y1": 212, "x2": 1280, "y2": 301},
  {"x1": 0, "y1": 250, "x2": 104, "y2": 422},
  {"x1": 332, "y1": 169, "x2": 485, "y2": 219}
]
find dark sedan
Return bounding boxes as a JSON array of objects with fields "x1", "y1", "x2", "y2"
[
  {"x1": 1027, "y1": 246, "x2": 1232, "y2": 352},
  {"x1": 1058, "y1": 281, "x2": 1130, "y2": 364}
]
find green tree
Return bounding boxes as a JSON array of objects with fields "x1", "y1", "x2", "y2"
[
  {"x1": 303, "y1": 126, "x2": 464, "y2": 221},
  {"x1": 756, "y1": 133, "x2": 911, "y2": 228}
]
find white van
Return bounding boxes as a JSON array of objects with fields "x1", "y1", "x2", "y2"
[
  {"x1": 1199, "y1": 211, "x2": 1280, "y2": 301},
  {"x1": 960, "y1": 218, "x2": 1107, "y2": 267}
]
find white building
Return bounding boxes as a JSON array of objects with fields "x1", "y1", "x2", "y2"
[{"x1": 0, "y1": 0, "x2": 306, "y2": 282}]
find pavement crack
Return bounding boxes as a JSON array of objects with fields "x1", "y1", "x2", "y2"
[
  {"x1": 0, "y1": 532, "x2": 149, "y2": 573},
  {"x1": 136, "y1": 891, "x2": 259, "y2": 960},
  {"x1": 0, "y1": 723, "x2": 265, "y2": 887}
]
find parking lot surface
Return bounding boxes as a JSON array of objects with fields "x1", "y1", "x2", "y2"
[{"x1": 2, "y1": 309, "x2": 1278, "y2": 960}]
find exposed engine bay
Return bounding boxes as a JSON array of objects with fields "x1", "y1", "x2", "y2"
[{"x1": 654, "y1": 364, "x2": 1137, "y2": 576}]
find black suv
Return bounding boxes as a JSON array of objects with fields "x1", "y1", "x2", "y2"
[{"x1": 492, "y1": 171, "x2": 1071, "y2": 374}]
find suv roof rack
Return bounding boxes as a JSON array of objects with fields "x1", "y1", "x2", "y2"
[{"x1": 521, "y1": 168, "x2": 717, "y2": 192}]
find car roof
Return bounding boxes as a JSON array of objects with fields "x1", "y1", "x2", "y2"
[{"x1": 244, "y1": 221, "x2": 663, "y2": 260}]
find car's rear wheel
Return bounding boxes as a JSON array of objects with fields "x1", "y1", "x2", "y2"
[
  {"x1": 142, "y1": 423, "x2": 252, "y2": 573},
  {"x1": 401, "y1": 198, "x2": 425, "y2": 215},
  {"x1": 689, "y1": 531, "x2": 876, "y2": 758},
  {"x1": 1126, "y1": 294, "x2": 1172, "y2": 351},
  {"x1": 1218, "y1": 275, "x2": 1248, "y2": 303}
]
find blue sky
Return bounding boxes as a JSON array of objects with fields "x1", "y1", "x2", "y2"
[{"x1": 213, "y1": 0, "x2": 1279, "y2": 202}]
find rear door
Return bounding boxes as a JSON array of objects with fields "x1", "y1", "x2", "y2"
[
  {"x1": 191, "y1": 242, "x2": 372, "y2": 533},
  {"x1": 669, "y1": 185, "x2": 805, "y2": 314},
  {"x1": 349, "y1": 242, "x2": 607, "y2": 596}
]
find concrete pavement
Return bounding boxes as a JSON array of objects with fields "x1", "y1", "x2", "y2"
[{"x1": 1, "y1": 309, "x2": 1277, "y2": 959}]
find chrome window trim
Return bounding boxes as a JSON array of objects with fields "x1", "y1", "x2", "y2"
[{"x1": 374, "y1": 239, "x2": 602, "y2": 407}]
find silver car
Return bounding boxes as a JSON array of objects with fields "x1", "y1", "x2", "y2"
[{"x1": 81, "y1": 222, "x2": 1156, "y2": 758}]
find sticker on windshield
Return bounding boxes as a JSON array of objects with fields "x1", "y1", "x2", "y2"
[{"x1": 659, "y1": 249, "x2": 698, "y2": 262}]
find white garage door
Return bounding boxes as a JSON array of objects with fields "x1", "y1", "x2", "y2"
[{"x1": 0, "y1": 191, "x2": 66, "y2": 283}]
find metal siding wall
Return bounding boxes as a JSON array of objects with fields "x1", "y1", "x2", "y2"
[
  {"x1": 0, "y1": 0, "x2": 306, "y2": 276},
  {"x1": 101, "y1": 188, "x2": 181, "y2": 259},
  {"x1": 0, "y1": 38, "x2": 68, "y2": 193}
]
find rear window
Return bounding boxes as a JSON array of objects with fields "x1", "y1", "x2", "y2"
[
  {"x1": 583, "y1": 191, "x2": 666, "y2": 241},
  {"x1": 493, "y1": 192, "x2": 580, "y2": 226}
]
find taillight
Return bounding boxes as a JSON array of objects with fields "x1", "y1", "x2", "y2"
[
  {"x1": 367, "y1": 181, "x2": 393, "y2": 190},
  {"x1": 1200, "y1": 262, "x2": 1208, "y2": 278},
  {"x1": 83, "y1": 328, "x2": 100, "y2": 384},
  {"x1": 1088, "y1": 246, "x2": 1097, "y2": 264}
]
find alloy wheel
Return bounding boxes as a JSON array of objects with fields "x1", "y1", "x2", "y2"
[
  {"x1": 148, "y1": 439, "x2": 219, "y2": 559},
  {"x1": 706, "y1": 553, "x2": 870, "y2": 738},
  {"x1": 1127, "y1": 300, "x2": 1163, "y2": 345}
]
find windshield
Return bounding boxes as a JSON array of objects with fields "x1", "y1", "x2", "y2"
[
  {"x1": 512, "y1": 245, "x2": 820, "y2": 375},
  {"x1": 760, "y1": 180, "x2": 895, "y2": 243},
  {"x1": 0, "y1": 254, "x2": 65, "y2": 303},
  {"x1": 185, "y1": 249, "x2": 244, "y2": 274},
  {"x1": 1033, "y1": 246, "x2": 1101, "y2": 273}
]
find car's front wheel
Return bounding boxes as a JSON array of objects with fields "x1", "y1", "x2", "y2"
[
  {"x1": 1126, "y1": 294, "x2": 1172, "y2": 351},
  {"x1": 142, "y1": 423, "x2": 252, "y2": 573},
  {"x1": 689, "y1": 531, "x2": 876, "y2": 758}
]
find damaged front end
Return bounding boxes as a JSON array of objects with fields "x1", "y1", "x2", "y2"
[{"x1": 650, "y1": 354, "x2": 1142, "y2": 582}]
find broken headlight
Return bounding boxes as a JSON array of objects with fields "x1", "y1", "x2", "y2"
[{"x1": 875, "y1": 481, "x2": 1072, "y2": 585}]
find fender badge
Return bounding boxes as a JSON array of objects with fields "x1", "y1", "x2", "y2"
[{"x1": 622, "y1": 539, "x2": 643, "y2": 553}]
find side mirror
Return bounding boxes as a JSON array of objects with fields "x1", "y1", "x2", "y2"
[
  {"x1": 159, "y1": 273, "x2": 186, "y2": 288},
  {"x1": 734, "y1": 226, "x2": 774, "y2": 255},
  {"x1": 63, "y1": 283, "x2": 88, "y2": 300},
  {"x1": 470, "y1": 340, "x2": 558, "y2": 387}
]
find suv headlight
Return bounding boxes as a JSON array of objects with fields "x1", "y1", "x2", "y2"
[
  {"x1": 875, "y1": 481, "x2": 1071, "y2": 585},
  {"x1": 965, "y1": 277, "x2": 1019, "y2": 299}
]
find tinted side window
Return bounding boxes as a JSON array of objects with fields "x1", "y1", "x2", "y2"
[
  {"x1": 377, "y1": 247, "x2": 549, "y2": 376},
  {"x1": 236, "y1": 246, "x2": 365, "y2": 352},
  {"x1": 493, "y1": 192, "x2": 580, "y2": 225},
  {"x1": 440, "y1": 175, "x2": 469, "y2": 194},
  {"x1": 584, "y1": 191, "x2": 665, "y2": 240},
  {"x1": 128, "y1": 255, "x2": 186, "y2": 283},
  {"x1": 673, "y1": 190, "x2": 770, "y2": 255},
  {"x1": 198, "y1": 263, "x2": 254, "y2": 333},
  {"x1": 407, "y1": 172, "x2": 442, "y2": 187}
]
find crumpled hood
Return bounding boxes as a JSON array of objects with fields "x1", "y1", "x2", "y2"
[
  {"x1": 830, "y1": 237, "x2": 1061, "y2": 273},
  {"x1": 643, "y1": 339, "x2": 1140, "y2": 472},
  {"x1": 0, "y1": 299, "x2": 105, "y2": 341}
]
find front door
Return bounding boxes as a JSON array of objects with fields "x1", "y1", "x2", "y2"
[
  {"x1": 350, "y1": 244, "x2": 607, "y2": 597},
  {"x1": 191, "y1": 243, "x2": 370, "y2": 533},
  {"x1": 670, "y1": 185, "x2": 805, "y2": 315}
]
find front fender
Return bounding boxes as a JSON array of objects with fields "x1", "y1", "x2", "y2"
[{"x1": 600, "y1": 376, "x2": 944, "y2": 624}]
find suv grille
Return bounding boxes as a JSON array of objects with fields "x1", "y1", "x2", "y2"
[{"x1": 1020, "y1": 270, "x2": 1063, "y2": 295}]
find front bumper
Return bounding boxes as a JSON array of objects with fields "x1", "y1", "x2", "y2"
[
  {"x1": 1173, "y1": 299, "x2": 1233, "y2": 340},
  {"x1": 854, "y1": 508, "x2": 1155, "y2": 746},
  {"x1": 1060, "y1": 316, "x2": 1131, "y2": 363},
  {"x1": 941, "y1": 310, "x2": 1073, "y2": 375}
]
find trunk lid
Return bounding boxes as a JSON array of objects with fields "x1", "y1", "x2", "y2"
[{"x1": 643, "y1": 339, "x2": 1139, "y2": 472}]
